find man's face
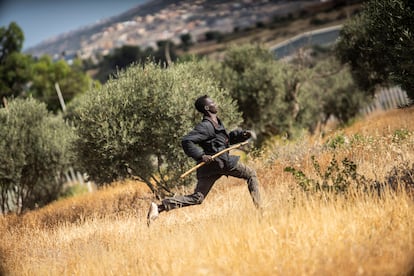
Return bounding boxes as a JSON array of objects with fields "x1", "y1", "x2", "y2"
[{"x1": 204, "y1": 98, "x2": 218, "y2": 114}]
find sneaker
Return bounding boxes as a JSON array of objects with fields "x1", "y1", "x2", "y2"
[{"x1": 146, "y1": 202, "x2": 159, "y2": 227}]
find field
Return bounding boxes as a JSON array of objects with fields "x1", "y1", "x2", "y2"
[{"x1": 1, "y1": 107, "x2": 414, "y2": 275}]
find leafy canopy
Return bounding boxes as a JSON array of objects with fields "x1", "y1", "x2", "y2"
[
  {"x1": 73, "y1": 60, "x2": 241, "y2": 195},
  {"x1": 0, "y1": 98, "x2": 75, "y2": 213},
  {"x1": 336, "y1": 0, "x2": 414, "y2": 100},
  {"x1": 0, "y1": 22, "x2": 95, "y2": 111},
  {"x1": 207, "y1": 44, "x2": 363, "y2": 144}
]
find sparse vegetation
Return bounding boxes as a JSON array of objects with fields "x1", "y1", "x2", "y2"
[
  {"x1": 1, "y1": 2, "x2": 413, "y2": 274},
  {"x1": 1, "y1": 106, "x2": 413, "y2": 275}
]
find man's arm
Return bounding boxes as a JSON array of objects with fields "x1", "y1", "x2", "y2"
[
  {"x1": 181, "y1": 122, "x2": 212, "y2": 161},
  {"x1": 229, "y1": 129, "x2": 251, "y2": 144}
]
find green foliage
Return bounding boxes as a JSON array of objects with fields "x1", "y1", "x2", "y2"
[
  {"x1": 204, "y1": 31, "x2": 223, "y2": 42},
  {"x1": 208, "y1": 44, "x2": 293, "y2": 145},
  {"x1": 287, "y1": 154, "x2": 414, "y2": 197},
  {"x1": 95, "y1": 43, "x2": 178, "y2": 83},
  {"x1": 284, "y1": 155, "x2": 368, "y2": 194},
  {"x1": 392, "y1": 129, "x2": 411, "y2": 143},
  {"x1": 203, "y1": 44, "x2": 364, "y2": 145},
  {"x1": 303, "y1": 57, "x2": 369, "y2": 126},
  {"x1": 0, "y1": 98, "x2": 76, "y2": 213},
  {"x1": 0, "y1": 22, "x2": 94, "y2": 111},
  {"x1": 72, "y1": 61, "x2": 241, "y2": 196},
  {"x1": 0, "y1": 22, "x2": 30, "y2": 101},
  {"x1": 180, "y1": 33, "x2": 193, "y2": 51},
  {"x1": 30, "y1": 56, "x2": 92, "y2": 112},
  {"x1": 325, "y1": 133, "x2": 347, "y2": 149},
  {"x1": 289, "y1": 49, "x2": 369, "y2": 132},
  {"x1": 59, "y1": 183, "x2": 89, "y2": 199},
  {"x1": 0, "y1": 22, "x2": 24, "y2": 63},
  {"x1": 0, "y1": 52, "x2": 32, "y2": 99},
  {"x1": 336, "y1": 0, "x2": 414, "y2": 100}
]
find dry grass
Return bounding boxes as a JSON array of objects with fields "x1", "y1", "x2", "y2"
[{"x1": 1, "y1": 107, "x2": 414, "y2": 275}]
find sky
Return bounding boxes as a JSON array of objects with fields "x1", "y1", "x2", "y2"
[{"x1": 0, "y1": 0, "x2": 149, "y2": 50}]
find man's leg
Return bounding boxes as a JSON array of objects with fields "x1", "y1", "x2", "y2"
[
  {"x1": 227, "y1": 162, "x2": 262, "y2": 208},
  {"x1": 160, "y1": 174, "x2": 221, "y2": 211}
]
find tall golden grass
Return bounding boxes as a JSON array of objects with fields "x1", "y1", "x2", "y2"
[{"x1": 1, "y1": 107, "x2": 414, "y2": 275}]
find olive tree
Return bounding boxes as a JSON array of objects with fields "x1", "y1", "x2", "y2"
[
  {"x1": 30, "y1": 56, "x2": 93, "y2": 112},
  {"x1": 208, "y1": 44, "x2": 294, "y2": 145},
  {"x1": 0, "y1": 22, "x2": 30, "y2": 101},
  {"x1": 211, "y1": 44, "x2": 366, "y2": 141},
  {"x1": 336, "y1": 0, "x2": 414, "y2": 100},
  {"x1": 298, "y1": 57, "x2": 369, "y2": 130},
  {"x1": 72, "y1": 61, "x2": 241, "y2": 196},
  {"x1": 0, "y1": 98, "x2": 75, "y2": 213}
]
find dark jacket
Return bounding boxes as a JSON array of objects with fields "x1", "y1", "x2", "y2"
[{"x1": 181, "y1": 116, "x2": 248, "y2": 178}]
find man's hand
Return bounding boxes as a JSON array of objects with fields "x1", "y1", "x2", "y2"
[
  {"x1": 242, "y1": 130, "x2": 257, "y2": 141},
  {"x1": 201, "y1": 154, "x2": 213, "y2": 163},
  {"x1": 242, "y1": 130, "x2": 252, "y2": 139}
]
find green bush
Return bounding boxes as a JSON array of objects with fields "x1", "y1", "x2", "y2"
[
  {"x1": 0, "y1": 98, "x2": 76, "y2": 213},
  {"x1": 284, "y1": 155, "x2": 368, "y2": 194},
  {"x1": 208, "y1": 44, "x2": 362, "y2": 144},
  {"x1": 72, "y1": 61, "x2": 241, "y2": 196},
  {"x1": 286, "y1": 156, "x2": 414, "y2": 196},
  {"x1": 336, "y1": 0, "x2": 414, "y2": 100},
  {"x1": 296, "y1": 56, "x2": 369, "y2": 131},
  {"x1": 59, "y1": 183, "x2": 89, "y2": 199},
  {"x1": 325, "y1": 133, "x2": 347, "y2": 149},
  {"x1": 392, "y1": 128, "x2": 411, "y2": 143},
  {"x1": 209, "y1": 44, "x2": 293, "y2": 145}
]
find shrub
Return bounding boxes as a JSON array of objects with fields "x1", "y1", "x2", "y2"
[
  {"x1": 325, "y1": 133, "x2": 348, "y2": 149},
  {"x1": 392, "y1": 128, "x2": 411, "y2": 143},
  {"x1": 209, "y1": 44, "x2": 293, "y2": 145},
  {"x1": 0, "y1": 98, "x2": 76, "y2": 213},
  {"x1": 284, "y1": 155, "x2": 373, "y2": 194},
  {"x1": 285, "y1": 156, "x2": 414, "y2": 197},
  {"x1": 59, "y1": 183, "x2": 89, "y2": 199},
  {"x1": 386, "y1": 162, "x2": 414, "y2": 193},
  {"x1": 72, "y1": 61, "x2": 241, "y2": 196},
  {"x1": 335, "y1": 0, "x2": 414, "y2": 100}
]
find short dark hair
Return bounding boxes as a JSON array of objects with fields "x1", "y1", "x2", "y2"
[{"x1": 194, "y1": 95, "x2": 209, "y2": 114}]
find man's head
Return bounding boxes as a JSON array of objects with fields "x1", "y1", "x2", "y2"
[{"x1": 195, "y1": 95, "x2": 218, "y2": 115}]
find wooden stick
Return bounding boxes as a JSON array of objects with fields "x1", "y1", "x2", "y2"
[
  {"x1": 2, "y1": 97, "x2": 8, "y2": 109},
  {"x1": 55, "y1": 82, "x2": 66, "y2": 112},
  {"x1": 180, "y1": 140, "x2": 249, "y2": 178}
]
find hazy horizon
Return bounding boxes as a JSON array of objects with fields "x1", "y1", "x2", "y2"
[{"x1": 0, "y1": 0, "x2": 149, "y2": 50}]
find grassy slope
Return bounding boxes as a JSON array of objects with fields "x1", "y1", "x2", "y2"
[{"x1": 1, "y1": 107, "x2": 414, "y2": 275}]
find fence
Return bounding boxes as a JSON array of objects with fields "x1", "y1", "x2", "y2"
[
  {"x1": 360, "y1": 87, "x2": 411, "y2": 116},
  {"x1": 269, "y1": 27, "x2": 412, "y2": 116},
  {"x1": 64, "y1": 167, "x2": 94, "y2": 192}
]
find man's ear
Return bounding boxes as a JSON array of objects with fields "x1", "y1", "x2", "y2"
[{"x1": 204, "y1": 105, "x2": 209, "y2": 111}]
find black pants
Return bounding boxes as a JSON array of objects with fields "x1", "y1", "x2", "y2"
[{"x1": 161, "y1": 162, "x2": 262, "y2": 211}]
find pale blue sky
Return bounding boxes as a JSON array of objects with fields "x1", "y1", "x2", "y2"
[{"x1": 0, "y1": 0, "x2": 148, "y2": 50}]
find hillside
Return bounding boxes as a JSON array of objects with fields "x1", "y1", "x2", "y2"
[
  {"x1": 24, "y1": 0, "x2": 362, "y2": 60},
  {"x1": 184, "y1": 2, "x2": 361, "y2": 58},
  {"x1": 1, "y1": 106, "x2": 413, "y2": 275},
  {"x1": 24, "y1": 0, "x2": 182, "y2": 57}
]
